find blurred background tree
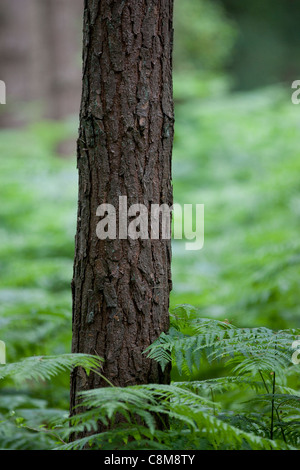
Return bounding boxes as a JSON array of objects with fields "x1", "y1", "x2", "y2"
[
  {"x1": 0, "y1": 0, "x2": 82, "y2": 129},
  {"x1": 0, "y1": 0, "x2": 300, "y2": 449},
  {"x1": 221, "y1": 0, "x2": 300, "y2": 90},
  {"x1": 174, "y1": 0, "x2": 236, "y2": 73},
  {"x1": 2, "y1": 0, "x2": 300, "y2": 125},
  {"x1": 174, "y1": 0, "x2": 300, "y2": 92}
]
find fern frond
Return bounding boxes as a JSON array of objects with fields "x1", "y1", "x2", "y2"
[
  {"x1": 64, "y1": 383, "x2": 296, "y2": 450},
  {"x1": 0, "y1": 354, "x2": 103, "y2": 384}
]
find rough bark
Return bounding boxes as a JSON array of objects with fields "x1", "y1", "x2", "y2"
[{"x1": 70, "y1": 0, "x2": 174, "y2": 415}]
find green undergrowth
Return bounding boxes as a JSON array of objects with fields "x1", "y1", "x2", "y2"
[{"x1": 0, "y1": 81, "x2": 299, "y2": 449}]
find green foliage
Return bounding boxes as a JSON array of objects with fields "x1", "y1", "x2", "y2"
[
  {"x1": 61, "y1": 303, "x2": 299, "y2": 450},
  {"x1": 0, "y1": 122, "x2": 77, "y2": 368},
  {"x1": 0, "y1": 353, "x2": 103, "y2": 449},
  {"x1": 1, "y1": 313, "x2": 299, "y2": 450},
  {"x1": 1, "y1": 82, "x2": 300, "y2": 451},
  {"x1": 0, "y1": 5, "x2": 299, "y2": 450},
  {"x1": 171, "y1": 84, "x2": 300, "y2": 331},
  {"x1": 0, "y1": 354, "x2": 103, "y2": 383},
  {"x1": 220, "y1": 0, "x2": 300, "y2": 90},
  {"x1": 59, "y1": 383, "x2": 294, "y2": 451},
  {"x1": 174, "y1": 0, "x2": 237, "y2": 73}
]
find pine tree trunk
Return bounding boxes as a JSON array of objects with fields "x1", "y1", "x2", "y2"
[{"x1": 70, "y1": 0, "x2": 174, "y2": 415}]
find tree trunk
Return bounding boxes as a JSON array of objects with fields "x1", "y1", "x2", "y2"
[{"x1": 70, "y1": 0, "x2": 174, "y2": 416}]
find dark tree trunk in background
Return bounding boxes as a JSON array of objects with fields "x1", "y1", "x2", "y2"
[
  {"x1": 0, "y1": 0, "x2": 36, "y2": 126},
  {"x1": 70, "y1": 0, "x2": 174, "y2": 414},
  {"x1": 39, "y1": 0, "x2": 83, "y2": 120},
  {"x1": 0, "y1": 0, "x2": 82, "y2": 128}
]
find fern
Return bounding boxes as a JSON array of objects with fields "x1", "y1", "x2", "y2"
[
  {"x1": 0, "y1": 354, "x2": 103, "y2": 384},
  {"x1": 58, "y1": 383, "x2": 295, "y2": 450},
  {"x1": 144, "y1": 305, "x2": 300, "y2": 449},
  {"x1": 1, "y1": 306, "x2": 299, "y2": 450},
  {"x1": 147, "y1": 311, "x2": 300, "y2": 379}
]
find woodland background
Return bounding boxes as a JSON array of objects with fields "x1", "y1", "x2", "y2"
[{"x1": 0, "y1": 0, "x2": 300, "y2": 450}]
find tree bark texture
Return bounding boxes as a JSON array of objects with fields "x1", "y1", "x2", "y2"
[{"x1": 70, "y1": 0, "x2": 174, "y2": 411}]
